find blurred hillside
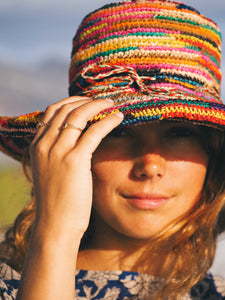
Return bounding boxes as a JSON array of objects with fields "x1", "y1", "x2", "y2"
[
  {"x1": 0, "y1": 59, "x2": 69, "y2": 116},
  {"x1": 0, "y1": 59, "x2": 69, "y2": 164}
]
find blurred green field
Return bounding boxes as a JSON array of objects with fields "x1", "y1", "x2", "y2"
[{"x1": 0, "y1": 165, "x2": 30, "y2": 228}]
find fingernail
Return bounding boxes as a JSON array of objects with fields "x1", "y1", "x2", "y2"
[
  {"x1": 105, "y1": 99, "x2": 114, "y2": 104},
  {"x1": 115, "y1": 112, "x2": 124, "y2": 118}
]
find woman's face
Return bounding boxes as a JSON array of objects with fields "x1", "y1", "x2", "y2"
[{"x1": 91, "y1": 121, "x2": 208, "y2": 239}]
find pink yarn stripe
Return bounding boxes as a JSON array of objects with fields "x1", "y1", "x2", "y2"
[
  {"x1": 79, "y1": 6, "x2": 162, "y2": 28},
  {"x1": 74, "y1": 14, "x2": 155, "y2": 46}
]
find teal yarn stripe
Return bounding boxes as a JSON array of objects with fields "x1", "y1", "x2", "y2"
[
  {"x1": 155, "y1": 15, "x2": 221, "y2": 37},
  {"x1": 82, "y1": 31, "x2": 168, "y2": 46},
  {"x1": 185, "y1": 46, "x2": 220, "y2": 67}
]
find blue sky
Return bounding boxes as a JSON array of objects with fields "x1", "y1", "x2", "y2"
[{"x1": 0, "y1": 0, "x2": 225, "y2": 66}]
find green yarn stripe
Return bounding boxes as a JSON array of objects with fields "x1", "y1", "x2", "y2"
[
  {"x1": 155, "y1": 15, "x2": 221, "y2": 37},
  {"x1": 111, "y1": 100, "x2": 222, "y2": 114}
]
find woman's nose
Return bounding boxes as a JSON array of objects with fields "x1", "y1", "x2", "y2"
[{"x1": 132, "y1": 152, "x2": 166, "y2": 181}]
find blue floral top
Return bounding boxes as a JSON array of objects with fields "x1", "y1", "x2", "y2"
[{"x1": 0, "y1": 262, "x2": 225, "y2": 299}]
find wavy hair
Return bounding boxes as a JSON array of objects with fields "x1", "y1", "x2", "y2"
[{"x1": 0, "y1": 126, "x2": 225, "y2": 299}]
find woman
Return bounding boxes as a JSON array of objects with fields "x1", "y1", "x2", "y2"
[{"x1": 0, "y1": 0, "x2": 225, "y2": 299}]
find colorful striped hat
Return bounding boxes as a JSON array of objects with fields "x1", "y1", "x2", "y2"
[{"x1": 0, "y1": 0, "x2": 224, "y2": 161}]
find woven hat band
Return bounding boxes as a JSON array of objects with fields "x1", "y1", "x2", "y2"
[{"x1": 70, "y1": 64, "x2": 221, "y2": 105}]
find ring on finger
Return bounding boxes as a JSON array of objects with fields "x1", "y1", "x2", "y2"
[
  {"x1": 62, "y1": 123, "x2": 83, "y2": 132},
  {"x1": 36, "y1": 121, "x2": 50, "y2": 129}
]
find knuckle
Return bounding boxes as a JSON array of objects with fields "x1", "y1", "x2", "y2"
[
  {"x1": 86, "y1": 134, "x2": 98, "y2": 146},
  {"x1": 65, "y1": 109, "x2": 85, "y2": 127},
  {"x1": 35, "y1": 141, "x2": 48, "y2": 157},
  {"x1": 64, "y1": 152, "x2": 81, "y2": 168},
  {"x1": 63, "y1": 155, "x2": 73, "y2": 167},
  {"x1": 45, "y1": 104, "x2": 54, "y2": 113},
  {"x1": 60, "y1": 103, "x2": 75, "y2": 113},
  {"x1": 45, "y1": 103, "x2": 60, "y2": 114},
  {"x1": 69, "y1": 105, "x2": 89, "y2": 121},
  {"x1": 69, "y1": 109, "x2": 81, "y2": 120},
  {"x1": 87, "y1": 121, "x2": 101, "y2": 134},
  {"x1": 49, "y1": 146, "x2": 63, "y2": 159}
]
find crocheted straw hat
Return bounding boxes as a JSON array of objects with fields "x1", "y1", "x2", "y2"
[{"x1": 0, "y1": 0, "x2": 224, "y2": 161}]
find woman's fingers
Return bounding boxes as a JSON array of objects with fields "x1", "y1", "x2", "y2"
[
  {"x1": 74, "y1": 112, "x2": 124, "y2": 156},
  {"x1": 30, "y1": 96, "x2": 121, "y2": 165},
  {"x1": 52, "y1": 99, "x2": 116, "y2": 153},
  {"x1": 42, "y1": 96, "x2": 92, "y2": 123},
  {"x1": 30, "y1": 96, "x2": 93, "y2": 157},
  {"x1": 32, "y1": 96, "x2": 92, "y2": 144}
]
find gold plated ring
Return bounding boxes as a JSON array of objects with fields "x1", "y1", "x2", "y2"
[
  {"x1": 62, "y1": 123, "x2": 83, "y2": 132},
  {"x1": 36, "y1": 122, "x2": 50, "y2": 129}
]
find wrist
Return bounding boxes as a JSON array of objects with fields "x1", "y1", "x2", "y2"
[{"x1": 30, "y1": 221, "x2": 84, "y2": 252}]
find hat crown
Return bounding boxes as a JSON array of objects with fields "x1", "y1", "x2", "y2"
[{"x1": 69, "y1": 0, "x2": 222, "y2": 104}]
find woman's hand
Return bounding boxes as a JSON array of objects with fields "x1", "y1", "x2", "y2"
[
  {"x1": 29, "y1": 96, "x2": 123, "y2": 240},
  {"x1": 16, "y1": 97, "x2": 123, "y2": 300}
]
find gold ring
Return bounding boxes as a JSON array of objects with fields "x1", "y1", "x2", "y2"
[
  {"x1": 62, "y1": 123, "x2": 83, "y2": 132},
  {"x1": 36, "y1": 122, "x2": 50, "y2": 129}
]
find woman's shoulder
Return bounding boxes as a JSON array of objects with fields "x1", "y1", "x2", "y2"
[
  {"x1": 75, "y1": 269, "x2": 225, "y2": 299},
  {"x1": 213, "y1": 275, "x2": 225, "y2": 298},
  {"x1": 0, "y1": 261, "x2": 21, "y2": 280},
  {"x1": 190, "y1": 273, "x2": 225, "y2": 299},
  {"x1": 0, "y1": 261, "x2": 20, "y2": 300}
]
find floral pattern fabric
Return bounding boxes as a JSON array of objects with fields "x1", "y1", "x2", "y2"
[{"x1": 0, "y1": 262, "x2": 225, "y2": 299}]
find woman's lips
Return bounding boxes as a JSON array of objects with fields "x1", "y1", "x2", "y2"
[{"x1": 123, "y1": 193, "x2": 170, "y2": 210}]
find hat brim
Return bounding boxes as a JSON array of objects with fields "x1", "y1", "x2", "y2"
[{"x1": 1, "y1": 98, "x2": 225, "y2": 161}]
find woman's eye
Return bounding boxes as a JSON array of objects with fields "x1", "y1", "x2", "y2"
[
  {"x1": 108, "y1": 128, "x2": 131, "y2": 138},
  {"x1": 167, "y1": 127, "x2": 197, "y2": 138}
]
